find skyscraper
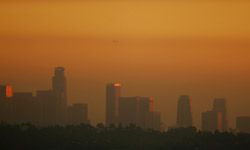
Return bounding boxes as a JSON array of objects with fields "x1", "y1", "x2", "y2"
[
  {"x1": 106, "y1": 83, "x2": 121, "y2": 126},
  {"x1": 176, "y1": 95, "x2": 193, "y2": 127},
  {"x1": 202, "y1": 111, "x2": 223, "y2": 132},
  {"x1": 0, "y1": 84, "x2": 13, "y2": 123},
  {"x1": 138, "y1": 97, "x2": 154, "y2": 128},
  {"x1": 146, "y1": 111, "x2": 161, "y2": 131},
  {"x1": 36, "y1": 90, "x2": 58, "y2": 126},
  {"x1": 213, "y1": 98, "x2": 227, "y2": 131},
  {"x1": 119, "y1": 97, "x2": 140, "y2": 126},
  {"x1": 118, "y1": 96, "x2": 161, "y2": 130},
  {"x1": 52, "y1": 67, "x2": 67, "y2": 124}
]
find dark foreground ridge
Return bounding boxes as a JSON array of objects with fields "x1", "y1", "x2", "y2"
[{"x1": 0, "y1": 123, "x2": 250, "y2": 150}]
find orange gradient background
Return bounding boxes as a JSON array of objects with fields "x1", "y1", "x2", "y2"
[{"x1": 1, "y1": 1, "x2": 250, "y2": 128}]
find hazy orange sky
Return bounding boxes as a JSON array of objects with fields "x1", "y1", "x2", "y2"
[{"x1": 1, "y1": 0, "x2": 250, "y2": 128}]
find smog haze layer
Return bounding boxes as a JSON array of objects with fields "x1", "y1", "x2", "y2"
[{"x1": 1, "y1": 0, "x2": 250, "y2": 128}]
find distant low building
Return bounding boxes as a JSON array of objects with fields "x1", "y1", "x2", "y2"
[
  {"x1": 12, "y1": 92, "x2": 40, "y2": 124},
  {"x1": 236, "y1": 116, "x2": 250, "y2": 133},
  {"x1": 67, "y1": 103, "x2": 90, "y2": 125}
]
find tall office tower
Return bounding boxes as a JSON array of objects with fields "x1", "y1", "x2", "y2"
[
  {"x1": 67, "y1": 103, "x2": 90, "y2": 125},
  {"x1": 138, "y1": 97, "x2": 154, "y2": 128},
  {"x1": 52, "y1": 67, "x2": 67, "y2": 124},
  {"x1": 106, "y1": 83, "x2": 121, "y2": 126},
  {"x1": 202, "y1": 111, "x2": 223, "y2": 132},
  {"x1": 176, "y1": 95, "x2": 193, "y2": 127},
  {"x1": 236, "y1": 116, "x2": 250, "y2": 133},
  {"x1": 138, "y1": 97, "x2": 154, "y2": 113},
  {"x1": 213, "y1": 98, "x2": 227, "y2": 131},
  {"x1": 146, "y1": 111, "x2": 161, "y2": 131},
  {"x1": 36, "y1": 90, "x2": 58, "y2": 126},
  {"x1": 119, "y1": 96, "x2": 161, "y2": 130},
  {"x1": 119, "y1": 97, "x2": 140, "y2": 126}
]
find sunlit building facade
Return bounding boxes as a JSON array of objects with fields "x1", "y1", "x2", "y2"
[
  {"x1": 202, "y1": 110, "x2": 223, "y2": 132},
  {"x1": 0, "y1": 84, "x2": 13, "y2": 100},
  {"x1": 213, "y1": 98, "x2": 228, "y2": 131}
]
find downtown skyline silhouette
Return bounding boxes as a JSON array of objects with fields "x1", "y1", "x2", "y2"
[
  {"x1": 1, "y1": 1, "x2": 250, "y2": 149},
  {"x1": 1, "y1": 0, "x2": 250, "y2": 129},
  {"x1": 1, "y1": 67, "x2": 249, "y2": 133}
]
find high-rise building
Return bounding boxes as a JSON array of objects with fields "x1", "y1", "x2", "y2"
[
  {"x1": 36, "y1": 90, "x2": 57, "y2": 126},
  {"x1": 118, "y1": 96, "x2": 161, "y2": 130},
  {"x1": 0, "y1": 68, "x2": 94, "y2": 127},
  {"x1": 119, "y1": 97, "x2": 140, "y2": 126},
  {"x1": 0, "y1": 84, "x2": 13, "y2": 122},
  {"x1": 176, "y1": 95, "x2": 193, "y2": 127},
  {"x1": 138, "y1": 97, "x2": 154, "y2": 113},
  {"x1": 213, "y1": 98, "x2": 227, "y2": 131},
  {"x1": 52, "y1": 67, "x2": 67, "y2": 124},
  {"x1": 67, "y1": 103, "x2": 89, "y2": 125},
  {"x1": 138, "y1": 97, "x2": 154, "y2": 128},
  {"x1": 202, "y1": 111, "x2": 223, "y2": 132},
  {"x1": 106, "y1": 83, "x2": 121, "y2": 126},
  {"x1": 146, "y1": 111, "x2": 161, "y2": 131},
  {"x1": 236, "y1": 116, "x2": 250, "y2": 133}
]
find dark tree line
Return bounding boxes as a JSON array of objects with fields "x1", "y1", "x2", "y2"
[{"x1": 0, "y1": 123, "x2": 250, "y2": 150}]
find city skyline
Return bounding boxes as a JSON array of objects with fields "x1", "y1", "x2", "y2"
[
  {"x1": 1, "y1": 0, "x2": 250, "y2": 129},
  {"x1": 106, "y1": 83, "x2": 161, "y2": 130},
  {"x1": 1, "y1": 67, "x2": 249, "y2": 130},
  {"x1": 1, "y1": 1, "x2": 250, "y2": 149},
  {"x1": 0, "y1": 67, "x2": 89, "y2": 126}
]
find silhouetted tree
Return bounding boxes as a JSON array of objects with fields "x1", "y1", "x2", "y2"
[{"x1": 0, "y1": 123, "x2": 250, "y2": 150}]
